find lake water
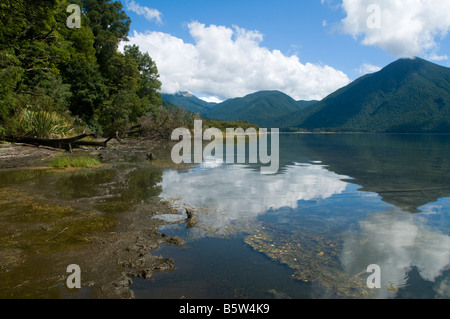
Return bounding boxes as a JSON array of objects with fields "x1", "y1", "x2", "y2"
[
  {"x1": 130, "y1": 133, "x2": 450, "y2": 299},
  {"x1": 2, "y1": 133, "x2": 449, "y2": 299}
]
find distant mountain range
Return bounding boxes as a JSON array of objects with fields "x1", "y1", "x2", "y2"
[
  {"x1": 162, "y1": 90, "x2": 318, "y2": 127},
  {"x1": 205, "y1": 91, "x2": 317, "y2": 128},
  {"x1": 162, "y1": 58, "x2": 450, "y2": 133}
]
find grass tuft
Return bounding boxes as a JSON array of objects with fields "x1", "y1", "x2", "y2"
[{"x1": 50, "y1": 156, "x2": 100, "y2": 169}]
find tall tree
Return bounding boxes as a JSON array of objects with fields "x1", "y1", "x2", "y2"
[
  {"x1": 124, "y1": 44, "x2": 162, "y2": 108},
  {"x1": 57, "y1": 0, "x2": 107, "y2": 127},
  {"x1": 80, "y1": 0, "x2": 130, "y2": 73},
  {"x1": 0, "y1": 0, "x2": 72, "y2": 133}
]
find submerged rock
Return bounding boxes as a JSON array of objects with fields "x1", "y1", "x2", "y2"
[
  {"x1": 244, "y1": 225, "x2": 372, "y2": 298},
  {"x1": 185, "y1": 209, "x2": 199, "y2": 228},
  {"x1": 267, "y1": 289, "x2": 292, "y2": 299}
]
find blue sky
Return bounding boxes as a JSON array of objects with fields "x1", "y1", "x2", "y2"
[{"x1": 120, "y1": 0, "x2": 450, "y2": 102}]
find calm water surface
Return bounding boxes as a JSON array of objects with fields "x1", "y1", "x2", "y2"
[
  {"x1": 131, "y1": 133, "x2": 450, "y2": 299},
  {"x1": 2, "y1": 134, "x2": 449, "y2": 299}
]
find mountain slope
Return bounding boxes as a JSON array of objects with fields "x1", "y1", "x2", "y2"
[
  {"x1": 205, "y1": 90, "x2": 316, "y2": 128},
  {"x1": 283, "y1": 57, "x2": 450, "y2": 132},
  {"x1": 162, "y1": 91, "x2": 218, "y2": 115}
]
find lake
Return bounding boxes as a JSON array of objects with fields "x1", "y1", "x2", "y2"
[
  {"x1": 131, "y1": 133, "x2": 450, "y2": 299},
  {"x1": 1, "y1": 133, "x2": 450, "y2": 299}
]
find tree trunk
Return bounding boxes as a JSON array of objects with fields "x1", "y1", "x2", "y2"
[{"x1": 4, "y1": 132, "x2": 119, "y2": 153}]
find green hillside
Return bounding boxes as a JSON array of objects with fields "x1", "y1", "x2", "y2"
[
  {"x1": 284, "y1": 58, "x2": 450, "y2": 132},
  {"x1": 205, "y1": 90, "x2": 315, "y2": 128},
  {"x1": 162, "y1": 91, "x2": 217, "y2": 115}
]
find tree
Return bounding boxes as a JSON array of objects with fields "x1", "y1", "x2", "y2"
[
  {"x1": 0, "y1": 0, "x2": 72, "y2": 133},
  {"x1": 80, "y1": 0, "x2": 130, "y2": 73},
  {"x1": 123, "y1": 44, "x2": 162, "y2": 115},
  {"x1": 123, "y1": 45, "x2": 162, "y2": 103},
  {"x1": 0, "y1": 0, "x2": 164, "y2": 138},
  {"x1": 57, "y1": 0, "x2": 107, "y2": 128}
]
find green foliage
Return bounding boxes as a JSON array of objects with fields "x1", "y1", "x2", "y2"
[
  {"x1": 18, "y1": 109, "x2": 74, "y2": 138},
  {"x1": 0, "y1": 49, "x2": 23, "y2": 125},
  {"x1": 123, "y1": 44, "x2": 162, "y2": 112},
  {"x1": 0, "y1": 0, "x2": 164, "y2": 137}
]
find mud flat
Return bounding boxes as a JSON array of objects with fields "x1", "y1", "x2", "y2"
[{"x1": 0, "y1": 139, "x2": 188, "y2": 299}]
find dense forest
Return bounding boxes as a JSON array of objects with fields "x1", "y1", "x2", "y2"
[{"x1": 0, "y1": 0, "x2": 187, "y2": 140}]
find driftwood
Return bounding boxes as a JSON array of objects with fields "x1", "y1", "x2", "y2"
[
  {"x1": 4, "y1": 132, "x2": 121, "y2": 153},
  {"x1": 122, "y1": 124, "x2": 143, "y2": 136}
]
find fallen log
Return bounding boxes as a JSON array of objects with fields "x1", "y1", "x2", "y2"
[
  {"x1": 122, "y1": 124, "x2": 143, "y2": 137},
  {"x1": 4, "y1": 132, "x2": 119, "y2": 153},
  {"x1": 72, "y1": 131, "x2": 122, "y2": 148}
]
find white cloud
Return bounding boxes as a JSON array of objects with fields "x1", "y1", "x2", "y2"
[
  {"x1": 340, "y1": 0, "x2": 450, "y2": 59},
  {"x1": 198, "y1": 96, "x2": 223, "y2": 104},
  {"x1": 122, "y1": 22, "x2": 350, "y2": 101},
  {"x1": 125, "y1": 0, "x2": 162, "y2": 24},
  {"x1": 358, "y1": 63, "x2": 381, "y2": 75},
  {"x1": 426, "y1": 53, "x2": 449, "y2": 61}
]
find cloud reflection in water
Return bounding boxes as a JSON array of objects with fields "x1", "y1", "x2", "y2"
[
  {"x1": 341, "y1": 207, "x2": 450, "y2": 298},
  {"x1": 158, "y1": 159, "x2": 349, "y2": 236}
]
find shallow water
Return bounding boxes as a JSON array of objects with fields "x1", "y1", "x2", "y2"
[{"x1": 131, "y1": 133, "x2": 450, "y2": 299}]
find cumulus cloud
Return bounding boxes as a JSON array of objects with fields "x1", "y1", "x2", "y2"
[
  {"x1": 340, "y1": 0, "x2": 450, "y2": 59},
  {"x1": 123, "y1": 22, "x2": 350, "y2": 101},
  {"x1": 125, "y1": 0, "x2": 162, "y2": 24}
]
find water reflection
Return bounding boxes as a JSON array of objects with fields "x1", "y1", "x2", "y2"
[
  {"x1": 341, "y1": 206, "x2": 450, "y2": 298},
  {"x1": 289, "y1": 134, "x2": 450, "y2": 212},
  {"x1": 159, "y1": 158, "x2": 349, "y2": 237},
  {"x1": 152, "y1": 134, "x2": 450, "y2": 298}
]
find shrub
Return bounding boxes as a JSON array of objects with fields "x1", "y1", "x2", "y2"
[{"x1": 18, "y1": 109, "x2": 74, "y2": 139}]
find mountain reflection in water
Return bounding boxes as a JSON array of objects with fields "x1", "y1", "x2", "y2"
[{"x1": 141, "y1": 134, "x2": 450, "y2": 298}]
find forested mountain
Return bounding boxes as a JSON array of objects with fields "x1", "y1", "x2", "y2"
[
  {"x1": 0, "y1": 0, "x2": 162, "y2": 137},
  {"x1": 204, "y1": 90, "x2": 316, "y2": 128},
  {"x1": 172, "y1": 58, "x2": 450, "y2": 133},
  {"x1": 162, "y1": 91, "x2": 217, "y2": 115},
  {"x1": 282, "y1": 58, "x2": 450, "y2": 132}
]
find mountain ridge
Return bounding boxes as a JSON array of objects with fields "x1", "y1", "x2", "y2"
[
  {"x1": 205, "y1": 90, "x2": 317, "y2": 128},
  {"x1": 161, "y1": 91, "x2": 218, "y2": 115},
  {"x1": 162, "y1": 58, "x2": 450, "y2": 132},
  {"x1": 286, "y1": 57, "x2": 450, "y2": 132},
  {"x1": 162, "y1": 90, "x2": 318, "y2": 127}
]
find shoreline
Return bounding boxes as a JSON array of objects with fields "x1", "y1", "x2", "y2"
[{"x1": 0, "y1": 139, "x2": 189, "y2": 299}]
